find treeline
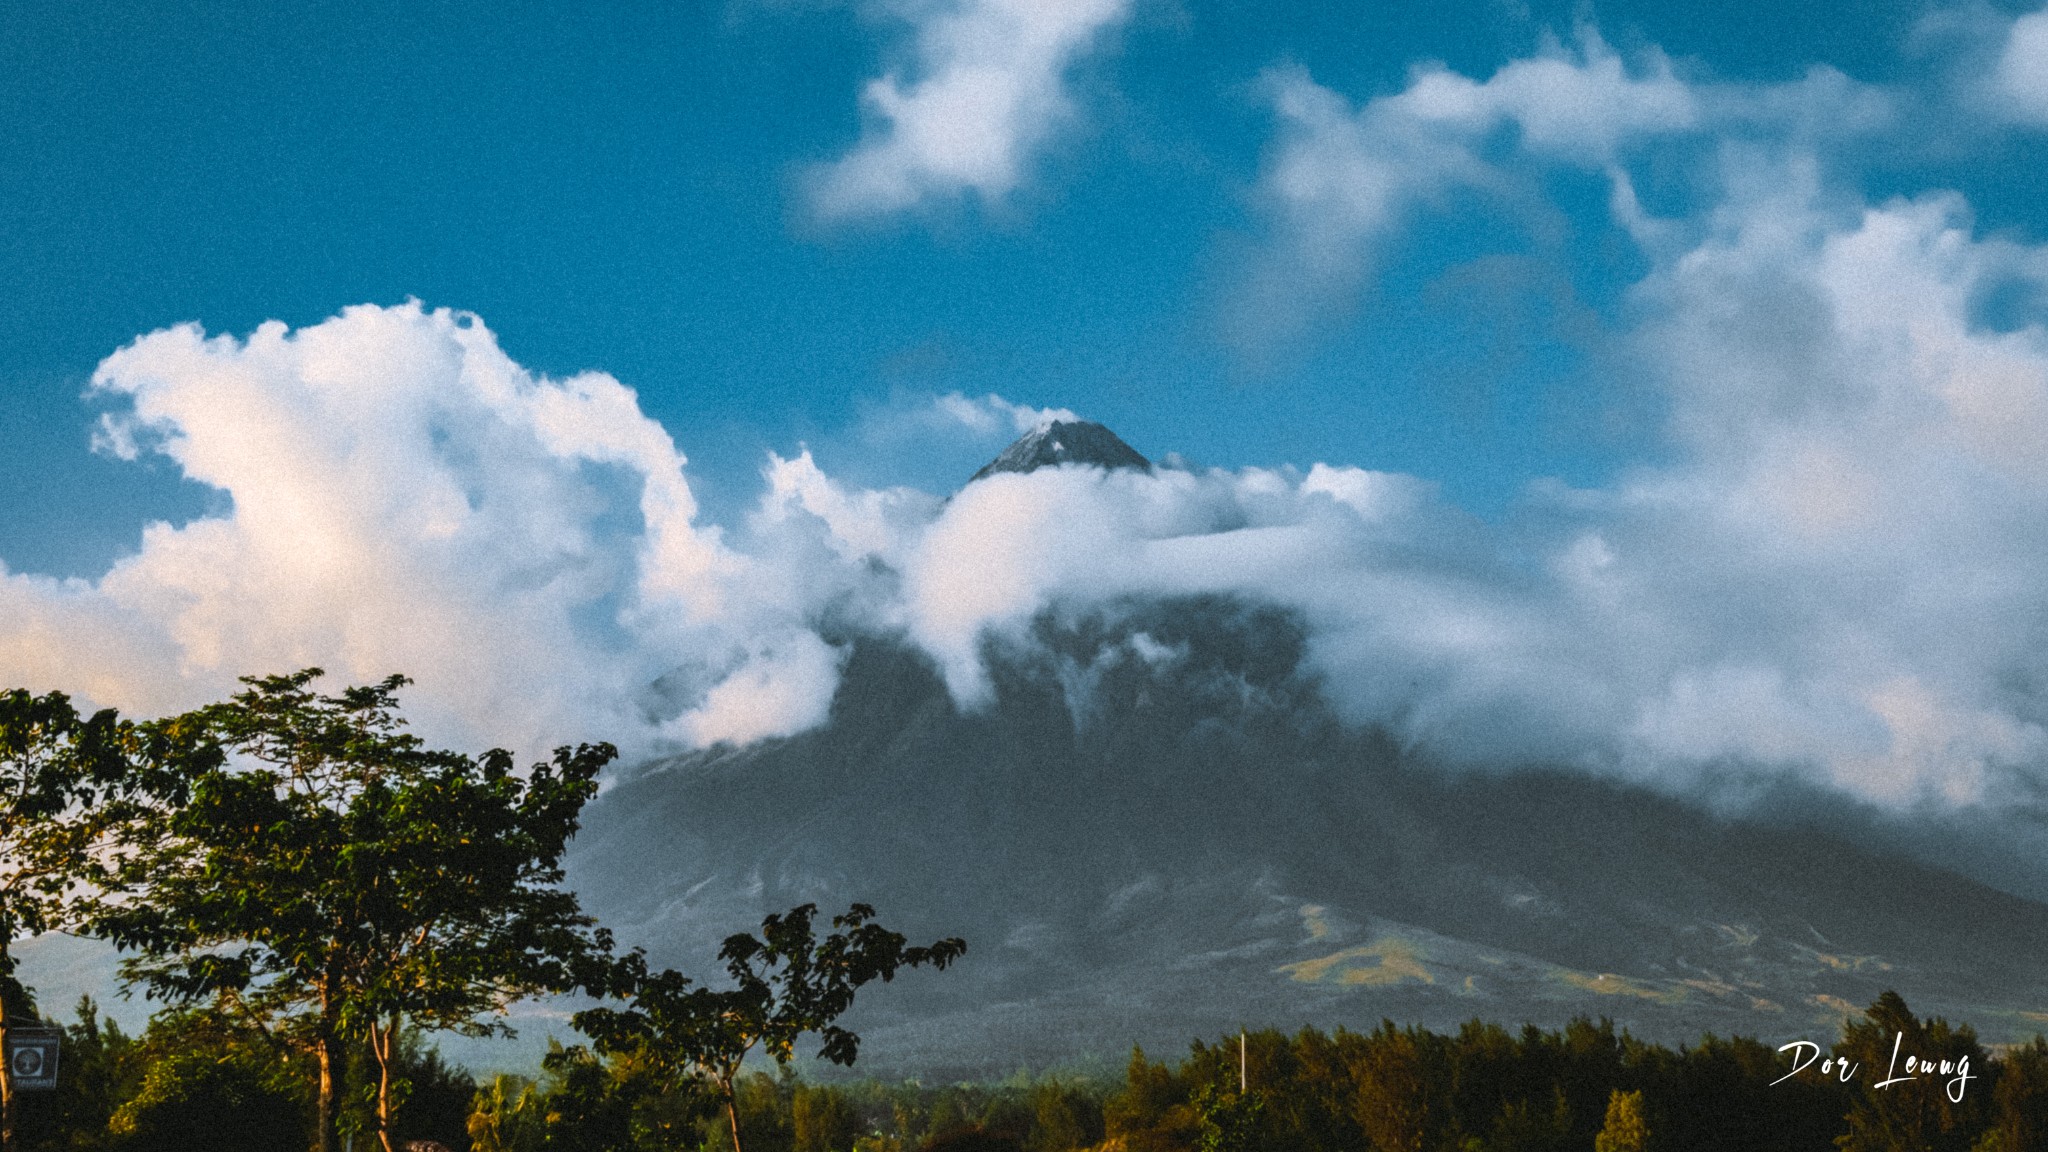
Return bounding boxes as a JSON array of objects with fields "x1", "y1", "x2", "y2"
[
  {"x1": 7, "y1": 997, "x2": 476, "y2": 1150},
  {"x1": 9, "y1": 988, "x2": 2048, "y2": 1151},
  {"x1": 403, "y1": 993, "x2": 2048, "y2": 1152}
]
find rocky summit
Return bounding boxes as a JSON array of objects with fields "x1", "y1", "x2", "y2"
[{"x1": 966, "y1": 419, "x2": 1150, "y2": 483}]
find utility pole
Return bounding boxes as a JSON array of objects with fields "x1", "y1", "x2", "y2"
[{"x1": 1239, "y1": 1028, "x2": 1247, "y2": 1094}]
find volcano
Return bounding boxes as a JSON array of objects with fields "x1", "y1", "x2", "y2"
[{"x1": 565, "y1": 424, "x2": 2048, "y2": 1076}]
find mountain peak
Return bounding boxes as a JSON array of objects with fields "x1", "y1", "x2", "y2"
[{"x1": 969, "y1": 420, "x2": 1150, "y2": 484}]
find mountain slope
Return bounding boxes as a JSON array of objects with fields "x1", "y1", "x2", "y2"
[{"x1": 569, "y1": 596, "x2": 2048, "y2": 1075}]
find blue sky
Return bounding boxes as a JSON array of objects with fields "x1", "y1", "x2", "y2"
[
  {"x1": 8, "y1": 0, "x2": 2048, "y2": 809},
  {"x1": 5, "y1": 0, "x2": 2029, "y2": 575}
]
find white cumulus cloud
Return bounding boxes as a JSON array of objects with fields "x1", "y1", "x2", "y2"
[
  {"x1": 1993, "y1": 7, "x2": 2048, "y2": 124},
  {"x1": 0, "y1": 303, "x2": 843, "y2": 759}
]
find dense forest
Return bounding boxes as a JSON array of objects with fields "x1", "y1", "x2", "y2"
[
  {"x1": 6, "y1": 674, "x2": 2048, "y2": 1151},
  {"x1": 6, "y1": 989, "x2": 2048, "y2": 1151}
]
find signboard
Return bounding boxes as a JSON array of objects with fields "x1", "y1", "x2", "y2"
[{"x1": 3, "y1": 1024, "x2": 60, "y2": 1092}]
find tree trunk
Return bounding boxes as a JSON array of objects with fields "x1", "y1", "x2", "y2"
[
  {"x1": 315, "y1": 970, "x2": 344, "y2": 1152},
  {"x1": 315, "y1": 1028, "x2": 343, "y2": 1152},
  {"x1": 0, "y1": 985, "x2": 15, "y2": 1152},
  {"x1": 724, "y1": 1081, "x2": 744, "y2": 1152},
  {"x1": 371, "y1": 1014, "x2": 399, "y2": 1152}
]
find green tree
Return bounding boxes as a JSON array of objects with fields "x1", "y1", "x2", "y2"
[
  {"x1": 101, "y1": 1004, "x2": 313, "y2": 1152},
  {"x1": 1351, "y1": 1024, "x2": 1442, "y2": 1152},
  {"x1": 576, "y1": 903, "x2": 965, "y2": 1152},
  {"x1": 731, "y1": 1071, "x2": 797, "y2": 1152},
  {"x1": 1975, "y1": 1036, "x2": 2048, "y2": 1152},
  {"x1": 106, "y1": 1049, "x2": 305, "y2": 1152},
  {"x1": 99, "y1": 670, "x2": 617, "y2": 1152},
  {"x1": 1100, "y1": 1047, "x2": 1195, "y2": 1152},
  {"x1": 795, "y1": 1083, "x2": 862, "y2": 1152},
  {"x1": 1190, "y1": 1078, "x2": 1262, "y2": 1152},
  {"x1": 1022, "y1": 1082, "x2": 1099, "y2": 1152},
  {"x1": 1835, "y1": 992, "x2": 1990, "y2": 1152},
  {"x1": 0, "y1": 690, "x2": 130, "y2": 1152},
  {"x1": 529, "y1": 1043, "x2": 648, "y2": 1152},
  {"x1": 24, "y1": 996, "x2": 140, "y2": 1152},
  {"x1": 465, "y1": 1042, "x2": 708, "y2": 1152},
  {"x1": 466, "y1": 1073, "x2": 545, "y2": 1152},
  {"x1": 1594, "y1": 1088, "x2": 1649, "y2": 1152},
  {"x1": 343, "y1": 1031, "x2": 475, "y2": 1152},
  {"x1": 1487, "y1": 1087, "x2": 1572, "y2": 1152}
]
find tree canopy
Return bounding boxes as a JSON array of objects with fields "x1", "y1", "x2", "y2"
[
  {"x1": 96, "y1": 669, "x2": 618, "y2": 1152},
  {"x1": 0, "y1": 689, "x2": 130, "y2": 1151},
  {"x1": 575, "y1": 902, "x2": 966, "y2": 1152}
]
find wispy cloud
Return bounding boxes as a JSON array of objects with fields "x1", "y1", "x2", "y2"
[
  {"x1": 933, "y1": 391, "x2": 1078, "y2": 434},
  {"x1": 810, "y1": 0, "x2": 1130, "y2": 219},
  {"x1": 1236, "y1": 30, "x2": 1888, "y2": 349},
  {"x1": 1267, "y1": 32, "x2": 1697, "y2": 248}
]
